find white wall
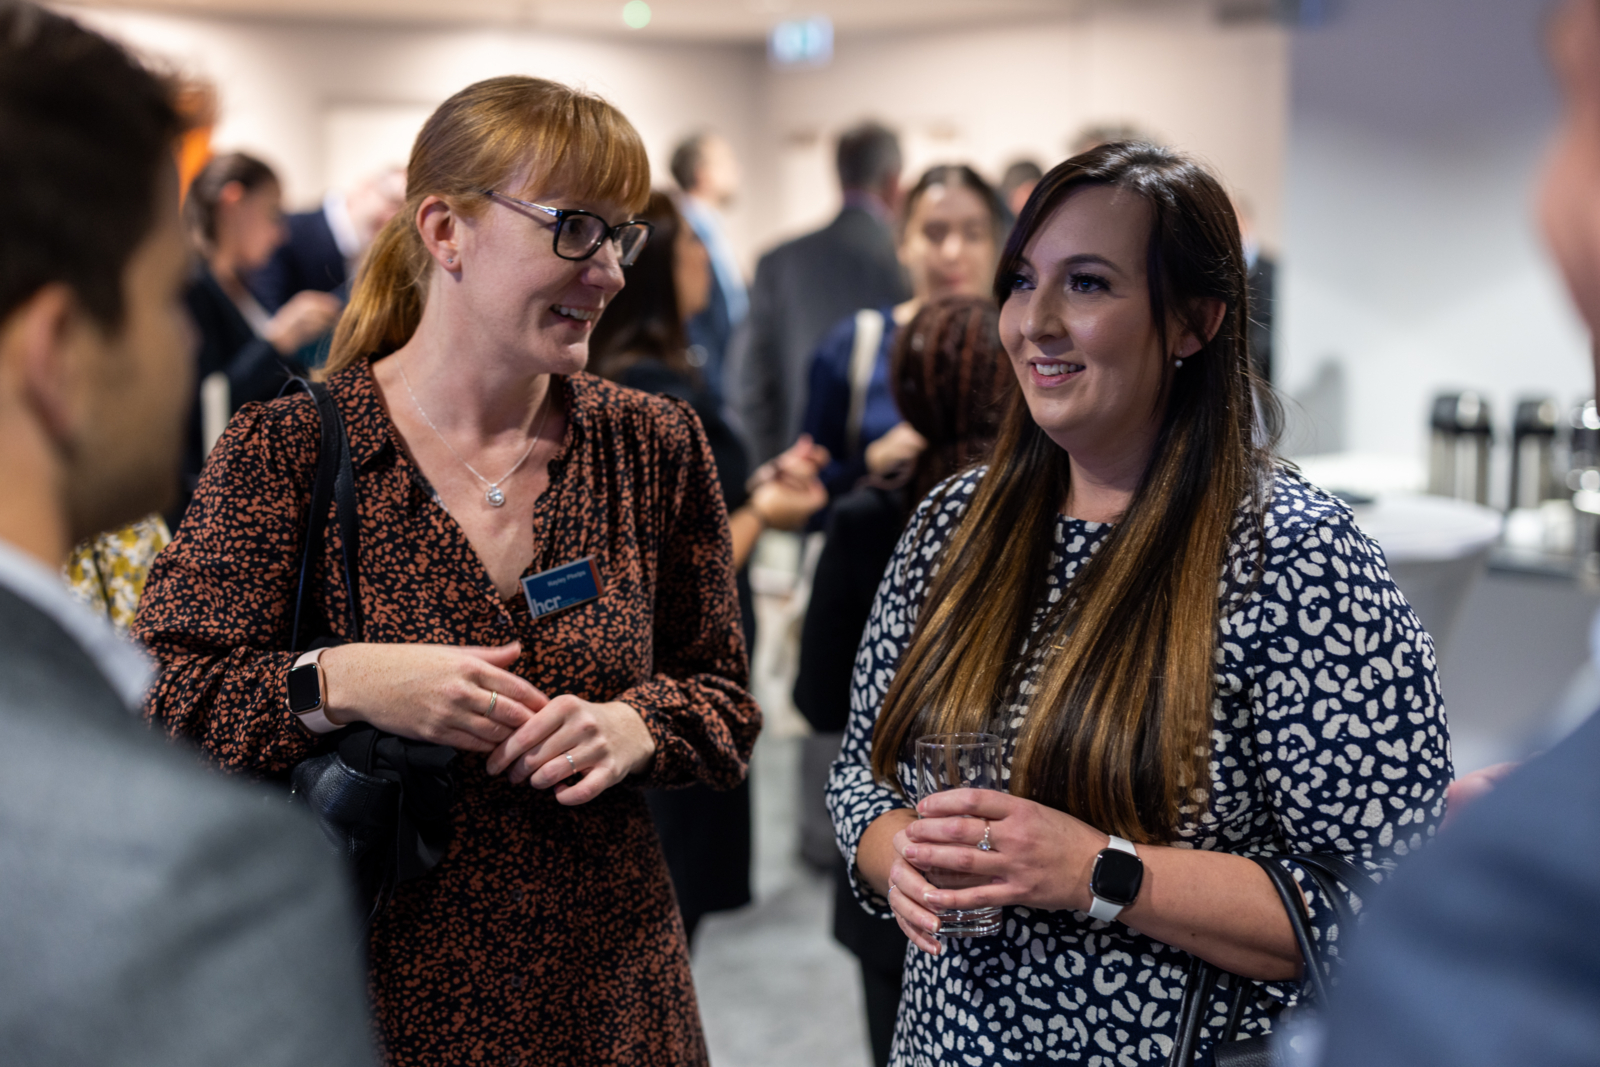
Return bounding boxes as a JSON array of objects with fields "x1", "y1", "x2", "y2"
[
  {"x1": 1280, "y1": 0, "x2": 1590, "y2": 476},
  {"x1": 758, "y1": 7, "x2": 1289, "y2": 249},
  {"x1": 57, "y1": 5, "x2": 769, "y2": 264},
  {"x1": 58, "y1": 3, "x2": 1289, "y2": 275}
]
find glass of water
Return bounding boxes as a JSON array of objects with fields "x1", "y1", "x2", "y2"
[{"x1": 912, "y1": 732, "x2": 1004, "y2": 938}]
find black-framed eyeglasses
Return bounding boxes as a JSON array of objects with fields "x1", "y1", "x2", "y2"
[{"x1": 481, "y1": 189, "x2": 652, "y2": 267}]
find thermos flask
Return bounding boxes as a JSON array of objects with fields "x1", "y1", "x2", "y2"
[{"x1": 1427, "y1": 392, "x2": 1492, "y2": 505}]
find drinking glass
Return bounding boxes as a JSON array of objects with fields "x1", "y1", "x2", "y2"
[{"x1": 912, "y1": 732, "x2": 1004, "y2": 938}]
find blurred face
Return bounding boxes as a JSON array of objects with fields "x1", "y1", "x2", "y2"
[
  {"x1": 217, "y1": 178, "x2": 286, "y2": 272},
  {"x1": 696, "y1": 135, "x2": 741, "y2": 207},
  {"x1": 673, "y1": 223, "x2": 712, "y2": 322},
  {"x1": 1540, "y1": 0, "x2": 1600, "y2": 342},
  {"x1": 72, "y1": 169, "x2": 196, "y2": 536},
  {"x1": 448, "y1": 181, "x2": 630, "y2": 376},
  {"x1": 900, "y1": 183, "x2": 999, "y2": 303},
  {"x1": 999, "y1": 184, "x2": 1167, "y2": 457}
]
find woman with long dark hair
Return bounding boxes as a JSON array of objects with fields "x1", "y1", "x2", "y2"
[{"x1": 826, "y1": 143, "x2": 1450, "y2": 1064}]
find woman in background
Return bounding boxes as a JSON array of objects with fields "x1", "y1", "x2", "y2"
[
  {"x1": 180, "y1": 152, "x2": 340, "y2": 516},
  {"x1": 828, "y1": 143, "x2": 1449, "y2": 1064},
  {"x1": 800, "y1": 164, "x2": 1007, "y2": 498},
  {"x1": 591, "y1": 190, "x2": 825, "y2": 945},
  {"x1": 795, "y1": 293, "x2": 1008, "y2": 1066}
]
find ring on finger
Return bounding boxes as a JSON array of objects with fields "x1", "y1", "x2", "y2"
[
  {"x1": 977, "y1": 819, "x2": 994, "y2": 852},
  {"x1": 486, "y1": 691, "x2": 498, "y2": 716},
  {"x1": 564, "y1": 751, "x2": 577, "y2": 774}
]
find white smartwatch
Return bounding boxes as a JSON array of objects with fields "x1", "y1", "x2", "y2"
[{"x1": 1087, "y1": 835, "x2": 1144, "y2": 922}]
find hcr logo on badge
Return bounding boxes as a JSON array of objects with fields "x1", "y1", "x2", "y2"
[{"x1": 521, "y1": 556, "x2": 605, "y2": 620}]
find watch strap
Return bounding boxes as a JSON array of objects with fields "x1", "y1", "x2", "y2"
[{"x1": 1087, "y1": 835, "x2": 1138, "y2": 922}]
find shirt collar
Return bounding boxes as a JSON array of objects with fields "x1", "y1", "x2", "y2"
[{"x1": 0, "y1": 538, "x2": 153, "y2": 710}]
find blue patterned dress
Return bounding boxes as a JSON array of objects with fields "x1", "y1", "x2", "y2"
[{"x1": 826, "y1": 466, "x2": 1451, "y2": 1066}]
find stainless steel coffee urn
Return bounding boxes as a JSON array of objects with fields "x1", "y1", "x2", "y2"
[
  {"x1": 1428, "y1": 392, "x2": 1493, "y2": 505},
  {"x1": 1509, "y1": 398, "x2": 1562, "y2": 510}
]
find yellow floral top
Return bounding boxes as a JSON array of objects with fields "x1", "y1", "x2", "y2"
[{"x1": 64, "y1": 515, "x2": 171, "y2": 637}]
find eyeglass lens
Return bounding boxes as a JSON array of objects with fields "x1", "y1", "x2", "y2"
[{"x1": 555, "y1": 215, "x2": 650, "y2": 266}]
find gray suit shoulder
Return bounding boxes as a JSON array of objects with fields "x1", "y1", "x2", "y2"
[{"x1": 0, "y1": 609, "x2": 374, "y2": 1067}]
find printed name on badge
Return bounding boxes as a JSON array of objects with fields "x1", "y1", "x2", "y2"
[{"x1": 521, "y1": 556, "x2": 606, "y2": 620}]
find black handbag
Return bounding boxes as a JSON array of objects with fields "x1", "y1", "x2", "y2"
[
  {"x1": 1169, "y1": 852, "x2": 1377, "y2": 1067},
  {"x1": 282, "y1": 379, "x2": 457, "y2": 918}
]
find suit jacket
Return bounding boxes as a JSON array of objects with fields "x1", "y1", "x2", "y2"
[
  {"x1": 0, "y1": 584, "x2": 373, "y2": 1067},
  {"x1": 250, "y1": 207, "x2": 345, "y2": 313},
  {"x1": 1247, "y1": 254, "x2": 1276, "y2": 384},
  {"x1": 1318, "y1": 704, "x2": 1600, "y2": 1067},
  {"x1": 729, "y1": 206, "x2": 908, "y2": 465}
]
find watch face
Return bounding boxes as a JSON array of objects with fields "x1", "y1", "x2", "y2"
[
  {"x1": 1091, "y1": 848, "x2": 1144, "y2": 907},
  {"x1": 287, "y1": 662, "x2": 323, "y2": 714}
]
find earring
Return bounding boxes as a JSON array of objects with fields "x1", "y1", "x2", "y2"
[
  {"x1": 1174, "y1": 358, "x2": 1184, "y2": 368},
  {"x1": 446, "y1": 256, "x2": 456, "y2": 266}
]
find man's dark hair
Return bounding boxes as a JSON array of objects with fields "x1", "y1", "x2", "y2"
[
  {"x1": 836, "y1": 121, "x2": 901, "y2": 192},
  {"x1": 669, "y1": 132, "x2": 708, "y2": 194},
  {"x1": 0, "y1": 1, "x2": 180, "y2": 331}
]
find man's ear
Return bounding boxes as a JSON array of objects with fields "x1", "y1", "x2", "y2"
[
  {"x1": 1175, "y1": 298, "x2": 1227, "y2": 360},
  {"x1": 1, "y1": 283, "x2": 96, "y2": 444}
]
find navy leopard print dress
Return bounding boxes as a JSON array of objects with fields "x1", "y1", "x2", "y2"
[
  {"x1": 136, "y1": 360, "x2": 759, "y2": 1066},
  {"x1": 826, "y1": 466, "x2": 1450, "y2": 1066}
]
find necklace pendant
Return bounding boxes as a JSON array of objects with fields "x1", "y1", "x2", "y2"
[{"x1": 485, "y1": 486, "x2": 506, "y2": 507}]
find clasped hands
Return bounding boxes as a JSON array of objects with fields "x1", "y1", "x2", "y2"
[
  {"x1": 884, "y1": 789, "x2": 1107, "y2": 956},
  {"x1": 317, "y1": 639, "x2": 653, "y2": 805}
]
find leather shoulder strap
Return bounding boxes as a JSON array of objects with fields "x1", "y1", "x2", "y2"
[{"x1": 285, "y1": 378, "x2": 363, "y2": 649}]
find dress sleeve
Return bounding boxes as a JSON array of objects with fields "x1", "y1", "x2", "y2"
[
  {"x1": 826, "y1": 480, "x2": 974, "y2": 917},
  {"x1": 134, "y1": 399, "x2": 325, "y2": 778},
  {"x1": 1240, "y1": 504, "x2": 1451, "y2": 1000},
  {"x1": 624, "y1": 398, "x2": 763, "y2": 792}
]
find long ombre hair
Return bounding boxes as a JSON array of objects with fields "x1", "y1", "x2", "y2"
[
  {"x1": 869, "y1": 143, "x2": 1275, "y2": 843},
  {"x1": 327, "y1": 76, "x2": 651, "y2": 374}
]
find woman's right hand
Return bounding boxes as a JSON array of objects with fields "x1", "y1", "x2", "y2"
[
  {"x1": 263, "y1": 289, "x2": 342, "y2": 355},
  {"x1": 318, "y1": 640, "x2": 546, "y2": 752}
]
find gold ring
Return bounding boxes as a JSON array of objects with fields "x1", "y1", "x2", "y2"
[{"x1": 487, "y1": 691, "x2": 498, "y2": 716}]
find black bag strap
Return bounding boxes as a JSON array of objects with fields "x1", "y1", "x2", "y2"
[
  {"x1": 285, "y1": 378, "x2": 363, "y2": 650},
  {"x1": 1168, "y1": 852, "x2": 1381, "y2": 1067}
]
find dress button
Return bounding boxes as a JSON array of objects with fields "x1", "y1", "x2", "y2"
[
  {"x1": 509, "y1": 974, "x2": 526, "y2": 990},
  {"x1": 514, "y1": 889, "x2": 526, "y2": 905}
]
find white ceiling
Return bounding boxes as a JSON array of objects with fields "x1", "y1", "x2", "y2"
[{"x1": 66, "y1": 0, "x2": 1203, "y2": 41}]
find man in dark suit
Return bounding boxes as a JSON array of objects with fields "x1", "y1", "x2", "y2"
[
  {"x1": 250, "y1": 166, "x2": 404, "y2": 313},
  {"x1": 729, "y1": 121, "x2": 910, "y2": 464},
  {"x1": 1315, "y1": 4, "x2": 1600, "y2": 1064},
  {"x1": 0, "y1": 6, "x2": 373, "y2": 1063}
]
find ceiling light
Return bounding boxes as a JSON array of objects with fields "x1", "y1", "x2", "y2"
[{"x1": 622, "y1": 1, "x2": 651, "y2": 29}]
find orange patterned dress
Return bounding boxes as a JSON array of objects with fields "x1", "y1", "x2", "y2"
[{"x1": 134, "y1": 359, "x2": 760, "y2": 1066}]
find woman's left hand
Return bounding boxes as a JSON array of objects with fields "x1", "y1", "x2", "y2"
[
  {"x1": 485, "y1": 695, "x2": 656, "y2": 805},
  {"x1": 903, "y1": 788, "x2": 1106, "y2": 915}
]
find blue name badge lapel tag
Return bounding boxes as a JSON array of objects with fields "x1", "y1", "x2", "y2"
[{"x1": 522, "y1": 556, "x2": 606, "y2": 621}]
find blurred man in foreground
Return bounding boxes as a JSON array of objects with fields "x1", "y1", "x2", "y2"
[
  {"x1": 1316, "y1": 3, "x2": 1600, "y2": 1064},
  {"x1": 0, "y1": 4, "x2": 372, "y2": 1063},
  {"x1": 730, "y1": 121, "x2": 909, "y2": 465}
]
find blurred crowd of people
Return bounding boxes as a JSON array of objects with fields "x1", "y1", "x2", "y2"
[{"x1": 3, "y1": 1, "x2": 1600, "y2": 1066}]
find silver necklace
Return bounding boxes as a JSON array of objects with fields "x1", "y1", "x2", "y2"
[{"x1": 396, "y1": 362, "x2": 553, "y2": 508}]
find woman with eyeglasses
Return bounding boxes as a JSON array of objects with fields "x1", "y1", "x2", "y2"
[{"x1": 135, "y1": 77, "x2": 759, "y2": 1066}]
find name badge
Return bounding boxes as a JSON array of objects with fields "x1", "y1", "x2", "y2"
[{"x1": 521, "y1": 556, "x2": 605, "y2": 620}]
